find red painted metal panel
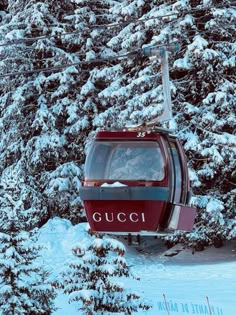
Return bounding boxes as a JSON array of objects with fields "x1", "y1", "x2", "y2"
[
  {"x1": 84, "y1": 200, "x2": 167, "y2": 232},
  {"x1": 95, "y1": 130, "x2": 161, "y2": 140},
  {"x1": 177, "y1": 206, "x2": 196, "y2": 232}
]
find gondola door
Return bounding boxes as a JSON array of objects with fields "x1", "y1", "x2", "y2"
[
  {"x1": 165, "y1": 137, "x2": 196, "y2": 231},
  {"x1": 168, "y1": 139, "x2": 187, "y2": 204}
]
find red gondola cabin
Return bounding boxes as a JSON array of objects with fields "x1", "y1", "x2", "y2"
[{"x1": 80, "y1": 129, "x2": 196, "y2": 235}]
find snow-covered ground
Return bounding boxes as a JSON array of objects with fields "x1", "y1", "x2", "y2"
[{"x1": 37, "y1": 218, "x2": 236, "y2": 315}]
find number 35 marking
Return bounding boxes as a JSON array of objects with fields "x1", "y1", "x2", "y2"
[{"x1": 137, "y1": 132, "x2": 146, "y2": 137}]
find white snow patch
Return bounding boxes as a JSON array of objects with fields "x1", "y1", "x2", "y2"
[
  {"x1": 101, "y1": 182, "x2": 128, "y2": 187},
  {"x1": 36, "y1": 218, "x2": 236, "y2": 315}
]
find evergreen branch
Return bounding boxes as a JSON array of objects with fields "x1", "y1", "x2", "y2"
[{"x1": 0, "y1": 4, "x2": 229, "y2": 49}]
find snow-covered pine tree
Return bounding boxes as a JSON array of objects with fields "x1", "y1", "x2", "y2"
[
  {"x1": 0, "y1": 163, "x2": 48, "y2": 229},
  {"x1": 0, "y1": 0, "x2": 87, "y2": 223},
  {"x1": 0, "y1": 0, "x2": 123, "y2": 225},
  {"x1": 0, "y1": 168, "x2": 57, "y2": 315},
  {"x1": 59, "y1": 231, "x2": 151, "y2": 314},
  {"x1": 166, "y1": 0, "x2": 236, "y2": 247}
]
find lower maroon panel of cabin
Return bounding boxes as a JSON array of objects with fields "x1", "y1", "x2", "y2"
[
  {"x1": 84, "y1": 200, "x2": 166, "y2": 232},
  {"x1": 168, "y1": 205, "x2": 196, "y2": 232}
]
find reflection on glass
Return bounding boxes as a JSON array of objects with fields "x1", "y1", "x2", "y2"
[{"x1": 85, "y1": 141, "x2": 165, "y2": 181}]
